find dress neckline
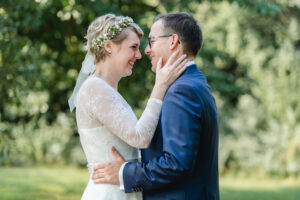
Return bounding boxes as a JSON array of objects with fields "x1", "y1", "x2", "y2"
[{"x1": 89, "y1": 75, "x2": 118, "y2": 91}]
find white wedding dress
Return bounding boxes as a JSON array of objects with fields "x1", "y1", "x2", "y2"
[{"x1": 75, "y1": 76, "x2": 162, "y2": 200}]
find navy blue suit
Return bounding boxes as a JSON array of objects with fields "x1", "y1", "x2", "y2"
[{"x1": 123, "y1": 64, "x2": 219, "y2": 200}]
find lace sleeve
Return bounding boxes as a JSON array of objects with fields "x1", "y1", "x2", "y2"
[{"x1": 81, "y1": 77, "x2": 162, "y2": 148}]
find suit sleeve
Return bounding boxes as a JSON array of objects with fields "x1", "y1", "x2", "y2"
[{"x1": 122, "y1": 83, "x2": 202, "y2": 193}]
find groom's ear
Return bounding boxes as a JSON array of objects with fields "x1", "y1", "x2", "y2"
[{"x1": 169, "y1": 34, "x2": 180, "y2": 50}]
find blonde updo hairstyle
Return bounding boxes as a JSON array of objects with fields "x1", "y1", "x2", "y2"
[{"x1": 85, "y1": 14, "x2": 144, "y2": 64}]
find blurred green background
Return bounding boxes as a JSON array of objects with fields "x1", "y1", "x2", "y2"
[{"x1": 0, "y1": 0, "x2": 300, "y2": 199}]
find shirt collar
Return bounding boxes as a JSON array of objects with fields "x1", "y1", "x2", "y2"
[{"x1": 186, "y1": 60, "x2": 195, "y2": 67}]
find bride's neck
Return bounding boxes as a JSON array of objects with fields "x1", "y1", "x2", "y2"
[{"x1": 93, "y1": 60, "x2": 120, "y2": 90}]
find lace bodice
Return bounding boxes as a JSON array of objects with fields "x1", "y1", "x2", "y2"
[
  {"x1": 76, "y1": 76, "x2": 162, "y2": 148},
  {"x1": 75, "y1": 77, "x2": 161, "y2": 200}
]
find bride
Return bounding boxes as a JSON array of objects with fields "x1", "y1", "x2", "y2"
[{"x1": 68, "y1": 14, "x2": 187, "y2": 200}]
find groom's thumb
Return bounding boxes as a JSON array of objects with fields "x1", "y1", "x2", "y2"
[{"x1": 111, "y1": 146, "x2": 125, "y2": 162}]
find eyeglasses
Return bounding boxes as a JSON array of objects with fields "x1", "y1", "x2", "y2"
[{"x1": 147, "y1": 35, "x2": 172, "y2": 48}]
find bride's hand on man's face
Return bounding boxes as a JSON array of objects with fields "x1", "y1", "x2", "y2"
[{"x1": 155, "y1": 50, "x2": 187, "y2": 88}]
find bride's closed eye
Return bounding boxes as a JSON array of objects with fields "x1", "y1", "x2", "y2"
[
  {"x1": 130, "y1": 42, "x2": 140, "y2": 49},
  {"x1": 131, "y1": 45, "x2": 139, "y2": 49}
]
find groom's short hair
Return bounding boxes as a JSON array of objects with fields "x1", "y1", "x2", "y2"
[{"x1": 154, "y1": 12, "x2": 203, "y2": 57}]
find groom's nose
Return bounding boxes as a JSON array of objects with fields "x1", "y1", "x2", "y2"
[{"x1": 144, "y1": 44, "x2": 151, "y2": 55}]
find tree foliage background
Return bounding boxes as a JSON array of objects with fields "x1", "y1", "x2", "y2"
[{"x1": 0, "y1": 0, "x2": 299, "y2": 177}]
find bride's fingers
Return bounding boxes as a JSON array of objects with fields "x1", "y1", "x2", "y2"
[
  {"x1": 175, "y1": 59, "x2": 188, "y2": 72},
  {"x1": 170, "y1": 54, "x2": 187, "y2": 69},
  {"x1": 165, "y1": 49, "x2": 179, "y2": 67},
  {"x1": 171, "y1": 61, "x2": 187, "y2": 78},
  {"x1": 156, "y1": 57, "x2": 163, "y2": 71},
  {"x1": 172, "y1": 59, "x2": 187, "y2": 73},
  {"x1": 176, "y1": 63, "x2": 187, "y2": 75}
]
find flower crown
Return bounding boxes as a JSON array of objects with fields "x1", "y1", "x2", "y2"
[{"x1": 90, "y1": 17, "x2": 134, "y2": 54}]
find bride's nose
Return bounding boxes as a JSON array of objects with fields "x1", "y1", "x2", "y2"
[{"x1": 135, "y1": 49, "x2": 142, "y2": 59}]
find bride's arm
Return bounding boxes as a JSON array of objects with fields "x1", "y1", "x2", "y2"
[
  {"x1": 86, "y1": 52, "x2": 187, "y2": 148},
  {"x1": 85, "y1": 78, "x2": 161, "y2": 148}
]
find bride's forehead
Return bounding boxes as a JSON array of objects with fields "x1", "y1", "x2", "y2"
[
  {"x1": 127, "y1": 30, "x2": 140, "y2": 39},
  {"x1": 123, "y1": 32, "x2": 141, "y2": 43}
]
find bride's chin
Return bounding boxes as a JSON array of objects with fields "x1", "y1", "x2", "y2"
[
  {"x1": 127, "y1": 70, "x2": 132, "y2": 76},
  {"x1": 123, "y1": 70, "x2": 132, "y2": 77}
]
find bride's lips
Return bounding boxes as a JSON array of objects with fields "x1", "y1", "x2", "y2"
[{"x1": 128, "y1": 60, "x2": 135, "y2": 67}]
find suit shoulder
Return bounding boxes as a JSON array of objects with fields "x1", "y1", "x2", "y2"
[{"x1": 168, "y1": 77, "x2": 207, "y2": 94}]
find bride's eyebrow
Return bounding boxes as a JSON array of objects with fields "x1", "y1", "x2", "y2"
[{"x1": 130, "y1": 42, "x2": 140, "y2": 46}]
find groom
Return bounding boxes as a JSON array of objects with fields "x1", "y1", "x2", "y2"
[{"x1": 93, "y1": 12, "x2": 220, "y2": 200}]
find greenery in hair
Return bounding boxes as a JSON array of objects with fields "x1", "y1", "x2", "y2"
[{"x1": 91, "y1": 17, "x2": 134, "y2": 53}]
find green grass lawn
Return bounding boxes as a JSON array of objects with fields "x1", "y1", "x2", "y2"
[
  {"x1": 0, "y1": 167, "x2": 88, "y2": 200},
  {"x1": 0, "y1": 167, "x2": 299, "y2": 200},
  {"x1": 221, "y1": 176, "x2": 300, "y2": 200}
]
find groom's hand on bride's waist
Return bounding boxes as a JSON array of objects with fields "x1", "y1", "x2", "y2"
[{"x1": 92, "y1": 146, "x2": 125, "y2": 185}]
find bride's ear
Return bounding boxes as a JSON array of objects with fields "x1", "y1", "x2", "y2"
[{"x1": 104, "y1": 40, "x2": 112, "y2": 54}]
